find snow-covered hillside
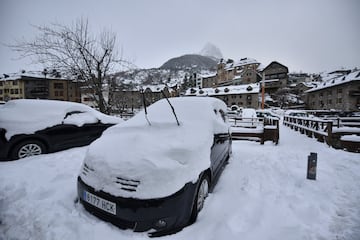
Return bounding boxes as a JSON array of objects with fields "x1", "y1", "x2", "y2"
[{"x1": 1, "y1": 124, "x2": 359, "y2": 240}]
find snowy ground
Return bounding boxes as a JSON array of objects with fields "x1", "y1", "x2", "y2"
[{"x1": 1, "y1": 124, "x2": 359, "y2": 240}]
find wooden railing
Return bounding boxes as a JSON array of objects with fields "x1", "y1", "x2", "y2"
[
  {"x1": 283, "y1": 115, "x2": 360, "y2": 152},
  {"x1": 230, "y1": 117, "x2": 279, "y2": 144}
]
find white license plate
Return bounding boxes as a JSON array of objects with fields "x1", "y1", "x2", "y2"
[{"x1": 83, "y1": 191, "x2": 116, "y2": 215}]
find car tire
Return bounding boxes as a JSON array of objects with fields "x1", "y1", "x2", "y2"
[
  {"x1": 11, "y1": 140, "x2": 46, "y2": 160},
  {"x1": 189, "y1": 174, "x2": 210, "y2": 224}
]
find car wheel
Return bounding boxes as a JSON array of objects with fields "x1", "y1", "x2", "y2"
[
  {"x1": 11, "y1": 140, "x2": 46, "y2": 160},
  {"x1": 189, "y1": 174, "x2": 210, "y2": 223}
]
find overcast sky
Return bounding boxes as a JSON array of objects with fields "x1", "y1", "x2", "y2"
[{"x1": 1, "y1": 0, "x2": 359, "y2": 74}]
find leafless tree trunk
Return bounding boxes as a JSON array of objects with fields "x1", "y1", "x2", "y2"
[{"x1": 9, "y1": 18, "x2": 130, "y2": 114}]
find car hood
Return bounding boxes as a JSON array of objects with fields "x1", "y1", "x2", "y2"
[
  {"x1": 81, "y1": 123, "x2": 213, "y2": 199},
  {"x1": 80, "y1": 97, "x2": 229, "y2": 199}
]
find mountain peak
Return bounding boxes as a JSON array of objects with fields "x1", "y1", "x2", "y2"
[{"x1": 199, "y1": 43, "x2": 223, "y2": 60}]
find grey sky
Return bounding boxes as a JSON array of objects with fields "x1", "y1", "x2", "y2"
[{"x1": 1, "y1": 0, "x2": 359, "y2": 74}]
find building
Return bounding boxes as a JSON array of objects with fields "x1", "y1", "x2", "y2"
[
  {"x1": 184, "y1": 83, "x2": 260, "y2": 109},
  {"x1": 0, "y1": 73, "x2": 81, "y2": 102},
  {"x1": 305, "y1": 70, "x2": 360, "y2": 111},
  {"x1": 216, "y1": 58, "x2": 262, "y2": 87},
  {"x1": 261, "y1": 61, "x2": 289, "y2": 95}
]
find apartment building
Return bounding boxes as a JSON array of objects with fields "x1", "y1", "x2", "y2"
[
  {"x1": 0, "y1": 73, "x2": 81, "y2": 102},
  {"x1": 305, "y1": 70, "x2": 360, "y2": 111}
]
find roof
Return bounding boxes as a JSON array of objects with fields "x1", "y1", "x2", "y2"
[
  {"x1": 224, "y1": 58, "x2": 260, "y2": 70},
  {"x1": 200, "y1": 72, "x2": 217, "y2": 78},
  {"x1": 185, "y1": 83, "x2": 260, "y2": 96},
  {"x1": 0, "y1": 71, "x2": 71, "y2": 81},
  {"x1": 262, "y1": 61, "x2": 288, "y2": 72},
  {"x1": 133, "y1": 84, "x2": 168, "y2": 92},
  {"x1": 306, "y1": 70, "x2": 360, "y2": 93}
]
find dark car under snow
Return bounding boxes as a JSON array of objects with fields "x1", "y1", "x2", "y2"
[
  {"x1": 77, "y1": 97, "x2": 232, "y2": 236},
  {"x1": 0, "y1": 99, "x2": 122, "y2": 161}
]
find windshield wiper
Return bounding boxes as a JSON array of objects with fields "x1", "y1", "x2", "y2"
[
  {"x1": 140, "y1": 88, "x2": 151, "y2": 126},
  {"x1": 161, "y1": 90, "x2": 180, "y2": 126}
]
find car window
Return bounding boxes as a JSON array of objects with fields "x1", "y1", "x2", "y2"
[{"x1": 63, "y1": 111, "x2": 99, "y2": 126}]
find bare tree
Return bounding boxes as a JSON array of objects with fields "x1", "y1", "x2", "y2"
[{"x1": 10, "y1": 18, "x2": 129, "y2": 113}]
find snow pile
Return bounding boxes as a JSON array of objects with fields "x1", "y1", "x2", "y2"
[
  {"x1": 341, "y1": 134, "x2": 360, "y2": 142},
  {"x1": 81, "y1": 97, "x2": 229, "y2": 199},
  {"x1": 0, "y1": 119, "x2": 360, "y2": 240},
  {"x1": 0, "y1": 99, "x2": 122, "y2": 140}
]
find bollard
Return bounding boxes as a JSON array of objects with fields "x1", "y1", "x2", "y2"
[{"x1": 307, "y1": 152, "x2": 317, "y2": 180}]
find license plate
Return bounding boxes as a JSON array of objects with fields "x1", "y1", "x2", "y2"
[{"x1": 83, "y1": 191, "x2": 116, "y2": 215}]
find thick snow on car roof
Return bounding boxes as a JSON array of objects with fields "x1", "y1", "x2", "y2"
[
  {"x1": 82, "y1": 97, "x2": 229, "y2": 199},
  {"x1": 0, "y1": 99, "x2": 122, "y2": 140}
]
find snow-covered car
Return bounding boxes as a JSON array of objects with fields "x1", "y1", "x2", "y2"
[
  {"x1": 234, "y1": 108, "x2": 259, "y2": 128},
  {"x1": 0, "y1": 99, "x2": 122, "y2": 160},
  {"x1": 256, "y1": 109, "x2": 280, "y2": 120},
  {"x1": 77, "y1": 97, "x2": 232, "y2": 236},
  {"x1": 284, "y1": 110, "x2": 308, "y2": 117},
  {"x1": 226, "y1": 110, "x2": 240, "y2": 118}
]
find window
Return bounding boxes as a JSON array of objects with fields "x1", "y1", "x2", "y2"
[
  {"x1": 11, "y1": 89, "x2": 19, "y2": 94},
  {"x1": 12, "y1": 81, "x2": 18, "y2": 86},
  {"x1": 54, "y1": 83, "x2": 64, "y2": 89},
  {"x1": 0, "y1": 89, "x2": 2, "y2": 94}
]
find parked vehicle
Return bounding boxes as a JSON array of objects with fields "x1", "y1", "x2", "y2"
[
  {"x1": 77, "y1": 97, "x2": 232, "y2": 236},
  {"x1": 256, "y1": 109, "x2": 280, "y2": 120},
  {"x1": 0, "y1": 99, "x2": 122, "y2": 160},
  {"x1": 234, "y1": 108, "x2": 259, "y2": 128},
  {"x1": 284, "y1": 110, "x2": 308, "y2": 117},
  {"x1": 226, "y1": 109, "x2": 240, "y2": 118}
]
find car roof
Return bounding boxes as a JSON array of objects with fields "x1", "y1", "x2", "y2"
[{"x1": 123, "y1": 97, "x2": 227, "y2": 127}]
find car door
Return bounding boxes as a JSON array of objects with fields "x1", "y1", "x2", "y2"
[
  {"x1": 41, "y1": 111, "x2": 110, "y2": 151},
  {"x1": 210, "y1": 109, "x2": 231, "y2": 175}
]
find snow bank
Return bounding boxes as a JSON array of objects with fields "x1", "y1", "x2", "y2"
[
  {"x1": 81, "y1": 97, "x2": 229, "y2": 199},
  {"x1": 0, "y1": 99, "x2": 122, "y2": 140}
]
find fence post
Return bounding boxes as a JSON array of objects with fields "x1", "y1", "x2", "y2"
[
  {"x1": 307, "y1": 152, "x2": 317, "y2": 180},
  {"x1": 326, "y1": 121, "x2": 333, "y2": 146}
]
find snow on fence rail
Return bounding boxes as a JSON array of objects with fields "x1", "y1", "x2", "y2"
[
  {"x1": 230, "y1": 117, "x2": 279, "y2": 144},
  {"x1": 283, "y1": 115, "x2": 360, "y2": 152}
]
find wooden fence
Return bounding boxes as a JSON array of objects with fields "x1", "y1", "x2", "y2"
[
  {"x1": 231, "y1": 117, "x2": 279, "y2": 144},
  {"x1": 283, "y1": 115, "x2": 360, "y2": 152}
]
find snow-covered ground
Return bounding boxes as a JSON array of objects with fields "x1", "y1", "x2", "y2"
[{"x1": 1, "y1": 124, "x2": 359, "y2": 240}]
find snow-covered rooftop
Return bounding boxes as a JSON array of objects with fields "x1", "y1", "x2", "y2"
[
  {"x1": 200, "y1": 72, "x2": 217, "y2": 78},
  {"x1": 221, "y1": 58, "x2": 260, "y2": 71},
  {"x1": 185, "y1": 83, "x2": 260, "y2": 96},
  {"x1": 0, "y1": 71, "x2": 70, "y2": 81},
  {"x1": 306, "y1": 70, "x2": 360, "y2": 93}
]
